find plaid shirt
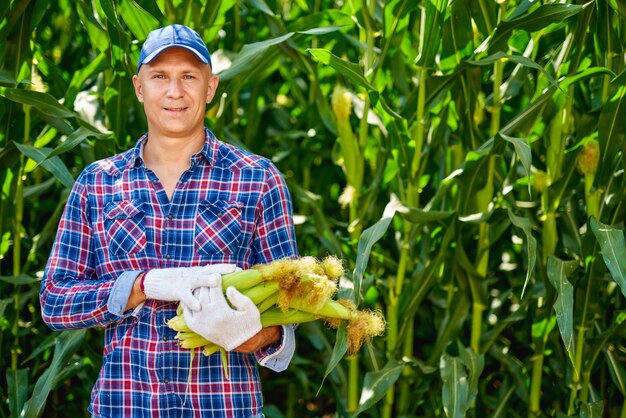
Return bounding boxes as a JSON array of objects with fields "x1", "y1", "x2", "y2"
[{"x1": 40, "y1": 129, "x2": 298, "y2": 417}]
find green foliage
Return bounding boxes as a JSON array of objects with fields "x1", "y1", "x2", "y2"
[{"x1": 1, "y1": 0, "x2": 626, "y2": 417}]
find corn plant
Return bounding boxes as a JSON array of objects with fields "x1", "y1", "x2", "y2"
[{"x1": 2, "y1": 0, "x2": 626, "y2": 417}]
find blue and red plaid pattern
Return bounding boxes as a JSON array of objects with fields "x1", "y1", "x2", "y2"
[{"x1": 40, "y1": 129, "x2": 298, "y2": 417}]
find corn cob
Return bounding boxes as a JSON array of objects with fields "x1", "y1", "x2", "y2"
[{"x1": 166, "y1": 256, "x2": 386, "y2": 375}]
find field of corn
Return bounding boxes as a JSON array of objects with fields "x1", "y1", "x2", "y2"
[{"x1": 1, "y1": 0, "x2": 626, "y2": 417}]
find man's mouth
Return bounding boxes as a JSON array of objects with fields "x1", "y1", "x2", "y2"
[{"x1": 164, "y1": 107, "x2": 187, "y2": 112}]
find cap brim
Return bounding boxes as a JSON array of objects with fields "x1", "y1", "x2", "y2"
[{"x1": 140, "y1": 45, "x2": 210, "y2": 68}]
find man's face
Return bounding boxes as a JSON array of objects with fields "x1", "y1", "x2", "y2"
[{"x1": 133, "y1": 47, "x2": 218, "y2": 140}]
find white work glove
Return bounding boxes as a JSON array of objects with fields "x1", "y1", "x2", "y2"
[
  {"x1": 143, "y1": 264, "x2": 237, "y2": 311},
  {"x1": 182, "y1": 274, "x2": 262, "y2": 351}
]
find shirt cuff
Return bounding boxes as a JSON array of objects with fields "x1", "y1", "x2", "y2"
[
  {"x1": 107, "y1": 270, "x2": 142, "y2": 317},
  {"x1": 255, "y1": 324, "x2": 296, "y2": 372}
]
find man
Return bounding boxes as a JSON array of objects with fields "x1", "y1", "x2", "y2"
[{"x1": 40, "y1": 24, "x2": 298, "y2": 417}]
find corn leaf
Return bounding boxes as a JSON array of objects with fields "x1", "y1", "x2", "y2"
[
  {"x1": 440, "y1": 354, "x2": 470, "y2": 418},
  {"x1": 397, "y1": 204, "x2": 455, "y2": 223},
  {"x1": 46, "y1": 126, "x2": 106, "y2": 160},
  {"x1": 353, "y1": 360, "x2": 404, "y2": 415},
  {"x1": 0, "y1": 70, "x2": 17, "y2": 86},
  {"x1": 201, "y1": 0, "x2": 237, "y2": 41},
  {"x1": 13, "y1": 143, "x2": 75, "y2": 189},
  {"x1": 400, "y1": 223, "x2": 456, "y2": 338},
  {"x1": 76, "y1": 0, "x2": 109, "y2": 53},
  {"x1": 23, "y1": 329, "x2": 86, "y2": 418},
  {"x1": 508, "y1": 209, "x2": 537, "y2": 299},
  {"x1": 307, "y1": 48, "x2": 376, "y2": 91},
  {"x1": 249, "y1": 0, "x2": 275, "y2": 16},
  {"x1": 458, "y1": 343, "x2": 484, "y2": 406},
  {"x1": 590, "y1": 217, "x2": 626, "y2": 299},
  {"x1": 0, "y1": 274, "x2": 38, "y2": 285},
  {"x1": 319, "y1": 323, "x2": 348, "y2": 391},
  {"x1": 596, "y1": 85, "x2": 626, "y2": 187},
  {"x1": 118, "y1": 0, "x2": 159, "y2": 40},
  {"x1": 467, "y1": 51, "x2": 558, "y2": 90},
  {"x1": 498, "y1": 133, "x2": 532, "y2": 188},
  {"x1": 491, "y1": 385, "x2": 516, "y2": 418},
  {"x1": 580, "y1": 401, "x2": 604, "y2": 418},
  {"x1": 0, "y1": 87, "x2": 76, "y2": 119},
  {"x1": 605, "y1": 345, "x2": 626, "y2": 396},
  {"x1": 546, "y1": 256, "x2": 578, "y2": 359},
  {"x1": 427, "y1": 291, "x2": 471, "y2": 366},
  {"x1": 415, "y1": 0, "x2": 446, "y2": 68},
  {"x1": 353, "y1": 197, "x2": 399, "y2": 303},
  {"x1": 488, "y1": 2, "x2": 591, "y2": 53},
  {"x1": 585, "y1": 317, "x2": 626, "y2": 384},
  {"x1": 7, "y1": 368, "x2": 28, "y2": 418},
  {"x1": 94, "y1": 0, "x2": 127, "y2": 34},
  {"x1": 219, "y1": 33, "x2": 295, "y2": 81}
]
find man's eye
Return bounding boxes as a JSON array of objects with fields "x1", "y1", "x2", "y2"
[
  {"x1": 153, "y1": 74, "x2": 165, "y2": 79},
  {"x1": 183, "y1": 75, "x2": 195, "y2": 80}
]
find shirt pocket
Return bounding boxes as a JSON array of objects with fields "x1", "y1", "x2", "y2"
[
  {"x1": 195, "y1": 200, "x2": 243, "y2": 256},
  {"x1": 104, "y1": 199, "x2": 147, "y2": 255}
]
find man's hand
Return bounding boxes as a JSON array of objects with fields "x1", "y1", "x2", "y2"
[
  {"x1": 234, "y1": 326, "x2": 282, "y2": 353},
  {"x1": 182, "y1": 275, "x2": 262, "y2": 351},
  {"x1": 142, "y1": 264, "x2": 237, "y2": 311}
]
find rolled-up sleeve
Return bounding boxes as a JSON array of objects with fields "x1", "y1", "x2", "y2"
[{"x1": 254, "y1": 324, "x2": 296, "y2": 372}]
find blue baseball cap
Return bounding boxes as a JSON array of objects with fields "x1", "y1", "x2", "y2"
[{"x1": 137, "y1": 24, "x2": 212, "y2": 73}]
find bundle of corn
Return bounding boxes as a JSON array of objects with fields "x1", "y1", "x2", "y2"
[{"x1": 167, "y1": 256, "x2": 385, "y2": 365}]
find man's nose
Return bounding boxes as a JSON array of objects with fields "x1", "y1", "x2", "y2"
[{"x1": 166, "y1": 78, "x2": 184, "y2": 98}]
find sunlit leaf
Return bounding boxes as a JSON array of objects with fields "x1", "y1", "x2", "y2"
[
  {"x1": 219, "y1": 33, "x2": 295, "y2": 81},
  {"x1": 14, "y1": 143, "x2": 75, "y2": 189},
  {"x1": 488, "y1": 2, "x2": 592, "y2": 53},
  {"x1": 248, "y1": 0, "x2": 275, "y2": 16},
  {"x1": 76, "y1": 0, "x2": 109, "y2": 53},
  {"x1": 353, "y1": 196, "x2": 400, "y2": 302},
  {"x1": 308, "y1": 48, "x2": 376, "y2": 91},
  {"x1": 0, "y1": 87, "x2": 76, "y2": 119},
  {"x1": 416, "y1": 0, "x2": 446, "y2": 68},
  {"x1": 354, "y1": 360, "x2": 404, "y2": 414},
  {"x1": 119, "y1": 0, "x2": 160, "y2": 40},
  {"x1": 468, "y1": 51, "x2": 558, "y2": 89},
  {"x1": 47, "y1": 126, "x2": 106, "y2": 160}
]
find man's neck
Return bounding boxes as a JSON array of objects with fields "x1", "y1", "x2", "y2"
[{"x1": 143, "y1": 130, "x2": 205, "y2": 168}]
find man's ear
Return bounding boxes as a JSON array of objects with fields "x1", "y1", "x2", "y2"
[
  {"x1": 206, "y1": 75, "x2": 219, "y2": 104},
  {"x1": 132, "y1": 74, "x2": 144, "y2": 103}
]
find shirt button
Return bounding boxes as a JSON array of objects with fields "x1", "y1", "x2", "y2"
[
  {"x1": 217, "y1": 212, "x2": 224, "y2": 218},
  {"x1": 152, "y1": 179, "x2": 158, "y2": 184},
  {"x1": 167, "y1": 214, "x2": 173, "y2": 220},
  {"x1": 163, "y1": 378, "x2": 169, "y2": 384},
  {"x1": 163, "y1": 336, "x2": 169, "y2": 342},
  {"x1": 165, "y1": 254, "x2": 171, "y2": 260}
]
